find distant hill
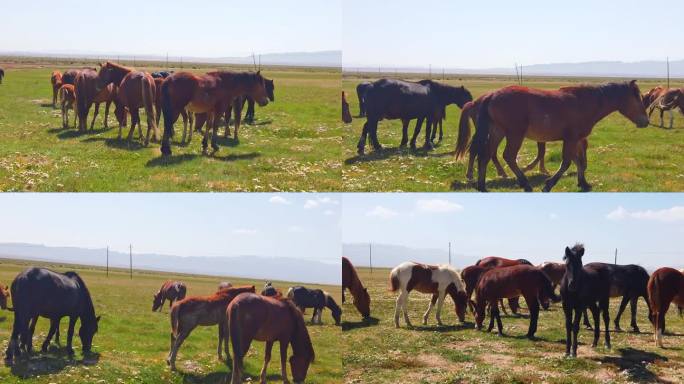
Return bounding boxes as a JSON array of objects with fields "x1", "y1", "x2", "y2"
[
  {"x1": 0, "y1": 243, "x2": 340, "y2": 285},
  {"x1": 343, "y1": 243, "x2": 474, "y2": 269}
]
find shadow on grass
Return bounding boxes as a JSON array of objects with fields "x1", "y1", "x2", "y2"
[
  {"x1": 212, "y1": 152, "x2": 260, "y2": 163},
  {"x1": 450, "y1": 173, "x2": 552, "y2": 191},
  {"x1": 179, "y1": 371, "x2": 228, "y2": 384},
  {"x1": 146, "y1": 154, "x2": 198, "y2": 167},
  {"x1": 594, "y1": 347, "x2": 667, "y2": 383},
  {"x1": 7, "y1": 349, "x2": 100, "y2": 379},
  {"x1": 342, "y1": 316, "x2": 380, "y2": 331},
  {"x1": 81, "y1": 137, "x2": 148, "y2": 151},
  {"x1": 54, "y1": 127, "x2": 112, "y2": 140},
  {"x1": 411, "y1": 321, "x2": 473, "y2": 333}
]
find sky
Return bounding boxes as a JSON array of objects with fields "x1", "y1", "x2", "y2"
[
  {"x1": 0, "y1": 0, "x2": 341, "y2": 57},
  {"x1": 0, "y1": 193, "x2": 341, "y2": 262},
  {"x1": 343, "y1": 0, "x2": 682, "y2": 69},
  {"x1": 341, "y1": 193, "x2": 684, "y2": 268}
]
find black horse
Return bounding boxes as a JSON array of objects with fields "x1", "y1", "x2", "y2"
[
  {"x1": 5, "y1": 267, "x2": 100, "y2": 362},
  {"x1": 287, "y1": 286, "x2": 341, "y2": 325},
  {"x1": 0, "y1": 67, "x2": 4, "y2": 84},
  {"x1": 261, "y1": 281, "x2": 279, "y2": 297},
  {"x1": 560, "y1": 244, "x2": 611, "y2": 357},
  {"x1": 356, "y1": 81, "x2": 372, "y2": 117},
  {"x1": 580, "y1": 263, "x2": 651, "y2": 332},
  {"x1": 357, "y1": 78, "x2": 472, "y2": 155},
  {"x1": 151, "y1": 71, "x2": 173, "y2": 79}
]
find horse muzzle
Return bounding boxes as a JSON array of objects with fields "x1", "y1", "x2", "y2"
[{"x1": 635, "y1": 116, "x2": 649, "y2": 128}]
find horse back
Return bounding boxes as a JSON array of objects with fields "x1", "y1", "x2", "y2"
[{"x1": 11, "y1": 267, "x2": 81, "y2": 317}]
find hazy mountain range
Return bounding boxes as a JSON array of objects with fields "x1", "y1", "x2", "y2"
[{"x1": 0, "y1": 243, "x2": 340, "y2": 285}]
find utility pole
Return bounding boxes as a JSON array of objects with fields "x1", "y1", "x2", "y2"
[
  {"x1": 448, "y1": 242, "x2": 451, "y2": 265},
  {"x1": 129, "y1": 244, "x2": 133, "y2": 279},
  {"x1": 166, "y1": 52, "x2": 169, "y2": 70},
  {"x1": 614, "y1": 248, "x2": 617, "y2": 265},
  {"x1": 514, "y1": 63, "x2": 519, "y2": 85},
  {"x1": 369, "y1": 243, "x2": 373, "y2": 274},
  {"x1": 429, "y1": 64, "x2": 432, "y2": 79},
  {"x1": 106, "y1": 246, "x2": 109, "y2": 277},
  {"x1": 667, "y1": 57, "x2": 670, "y2": 89}
]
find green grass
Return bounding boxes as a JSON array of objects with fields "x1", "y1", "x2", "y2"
[
  {"x1": 0, "y1": 60, "x2": 342, "y2": 191},
  {"x1": 342, "y1": 267, "x2": 684, "y2": 384},
  {"x1": 342, "y1": 75, "x2": 684, "y2": 191},
  {"x1": 0, "y1": 259, "x2": 342, "y2": 383}
]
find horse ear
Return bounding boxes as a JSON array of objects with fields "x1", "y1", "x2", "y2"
[
  {"x1": 630, "y1": 79, "x2": 637, "y2": 86},
  {"x1": 256, "y1": 70, "x2": 261, "y2": 76},
  {"x1": 577, "y1": 247, "x2": 585, "y2": 258},
  {"x1": 364, "y1": 288, "x2": 368, "y2": 293},
  {"x1": 564, "y1": 246, "x2": 572, "y2": 257}
]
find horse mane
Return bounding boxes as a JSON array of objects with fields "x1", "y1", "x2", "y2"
[
  {"x1": 323, "y1": 291, "x2": 341, "y2": 316},
  {"x1": 571, "y1": 243, "x2": 585, "y2": 254},
  {"x1": 561, "y1": 82, "x2": 634, "y2": 100},
  {"x1": 64, "y1": 271, "x2": 96, "y2": 321},
  {"x1": 103, "y1": 61, "x2": 133, "y2": 72},
  {"x1": 207, "y1": 70, "x2": 263, "y2": 82},
  {"x1": 284, "y1": 299, "x2": 315, "y2": 362},
  {"x1": 440, "y1": 264, "x2": 466, "y2": 292}
]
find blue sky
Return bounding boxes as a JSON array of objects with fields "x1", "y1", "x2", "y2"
[
  {"x1": 0, "y1": 193, "x2": 341, "y2": 262},
  {"x1": 342, "y1": 193, "x2": 684, "y2": 268},
  {"x1": 0, "y1": 0, "x2": 341, "y2": 57},
  {"x1": 343, "y1": 0, "x2": 681, "y2": 68}
]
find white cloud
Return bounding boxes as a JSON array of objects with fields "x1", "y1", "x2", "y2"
[
  {"x1": 304, "y1": 197, "x2": 340, "y2": 209},
  {"x1": 366, "y1": 206, "x2": 399, "y2": 219},
  {"x1": 415, "y1": 199, "x2": 463, "y2": 214},
  {"x1": 606, "y1": 206, "x2": 684, "y2": 222},
  {"x1": 288, "y1": 225, "x2": 305, "y2": 233},
  {"x1": 232, "y1": 228, "x2": 257, "y2": 235},
  {"x1": 268, "y1": 195, "x2": 291, "y2": 205}
]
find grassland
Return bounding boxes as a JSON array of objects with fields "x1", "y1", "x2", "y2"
[
  {"x1": 342, "y1": 74, "x2": 684, "y2": 192},
  {"x1": 0, "y1": 58, "x2": 342, "y2": 191},
  {"x1": 0, "y1": 258, "x2": 342, "y2": 383},
  {"x1": 342, "y1": 266, "x2": 684, "y2": 384}
]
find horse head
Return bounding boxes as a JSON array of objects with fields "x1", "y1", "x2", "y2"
[
  {"x1": 0, "y1": 285, "x2": 9, "y2": 310},
  {"x1": 356, "y1": 287, "x2": 371, "y2": 318},
  {"x1": 265, "y1": 78, "x2": 275, "y2": 102},
  {"x1": 619, "y1": 80, "x2": 649, "y2": 128},
  {"x1": 563, "y1": 244, "x2": 585, "y2": 292},
  {"x1": 249, "y1": 71, "x2": 270, "y2": 107},
  {"x1": 79, "y1": 315, "x2": 100, "y2": 354},
  {"x1": 152, "y1": 290, "x2": 164, "y2": 311}
]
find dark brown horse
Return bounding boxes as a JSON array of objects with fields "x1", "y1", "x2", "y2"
[
  {"x1": 475, "y1": 264, "x2": 559, "y2": 338},
  {"x1": 473, "y1": 257, "x2": 533, "y2": 314},
  {"x1": 74, "y1": 68, "x2": 104, "y2": 133},
  {"x1": 0, "y1": 284, "x2": 9, "y2": 310},
  {"x1": 468, "y1": 81, "x2": 648, "y2": 192},
  {"x1": 0, "y1": 67, "x2": 4, "y2": 84},
  {"x1": 342, "y1": 91, "x2": 352, "y2": 123},
  {"x1": 461, "y1": 264, "x2": 516, "y2": 315},
  {"x1": 51, "y1": 71, "x2": 63, "y2": 108},
  {"x1": 647, "y1": 267, "x2": 684, "y2": 347},
  {"x1": 160, "y1": 70, "x2": 270, "y2": 156},
  {"x1": 59, "y1": 84, "x2": 77, "y2": 129},
  {"x1": 166, "y1": 285, "x2": 255, "y2": 371},
  {"x1": 538, "y1": 262, "x2": 566, "y2": 291},
  {"x1": 356, "y1": 81, "x2": 372, "y2": 117},
  {"x1": 226, "y1": 292, "x2": 314, "y2": 384},
  {"x1": 153, "y1": 281, "x2": 187, "y2": 311},
  {"x1": 342, "y1": 256, "x2": 370, "y2": 318},
  {"x1": 154, "y1": 77, "x2": 193, "y2": 144},
  {"x1": 223, "y1": 77, "x2": 275, "y2": 135}
]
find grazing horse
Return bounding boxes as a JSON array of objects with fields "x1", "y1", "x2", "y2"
[
  {"x1": 261, "y1": 282, "x2": 280, "y2": 297},
  {"x1": 160, "y1": 70, "x2": 270, "y2": 156},
  {"x1": 153, "y1": 281, "x2": 187, "y2": 311},
  {"x1": 226, "y1": 293, "x2": 314, "y2": 384},
  {"x1": 5, "y1": 268, "x2": 100, "y2": 362},
  {"x1": 342, "y1": 256, "x2": 371, "y2": 318},
  {"x1": 0, "y1": 285, "x2": 9, "y2": 310},
  {"x1": 539, "y1": 262, "x2": 566, "y2": 291},
  {"x1": 468, "y1": 81, "x2": 649, "y2": 192},
  {"x1": 560, "y1": 244, "x2": 612, "y2": 357},
  {"x1": 58, "y1": 84, "x2": 77, "y2": 129},
  {"x1": 649, "y1": 88, "x2": 683, "y2": 129},
  {"x1": 475, "y1": 265, "x2": 559, "y2": 338},
  {"x1": 357, "y1": 78, "x2": 472, "y2": 154},
  {"x1": 342, "y1": 91, "x2": 352, "y2": 123},
  {"x1": 97, "y1": 62, "x2": 158, "y2": 145},
  {"x1": 51, "y1": 71, "x2": 63, "y2": 107},
  {"x1": 166, "y1": 285, "x2": 255, "y2": 371},
  {"x1": 287, "y1": 286, "x2": 342, "y2": 325},
  {"x1": 389, "y1": 261, "x2": 467, "y2": 327},
  {"x1": 356, "y1": 81, "x2": 372, "y2": 117},
  {"x1": 647, "y1": 267, "x2": 684, "y2": 347}
]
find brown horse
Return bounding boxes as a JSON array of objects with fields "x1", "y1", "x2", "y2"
[
  {"x1": 74, "y1": 68, "x2": 104, "y2": 133},
  {"x1": 59, "y1": 84, "x2": 77, "y2": 129},
  {"x1": 342, "y1": 91, "x2": 352, "y2": 123},
  {"x1": 154, "y1": 77, "x2": 193, "y2": 144},
  {"x1": 342, "y1": 256, "x2": 370, "y2": 318},
  {"x1": 539, "y1": 262, "x2": 566, "y2": 291},
  {"x1": 152, "y1": 281, "x2": 187, "y2": 311},
  {"x1": 475, "y1": 265, "x2": 559, "y2": 338},
  {"x1": 221, "y1": 76, "x2": 274, "y2": 140},
  {"x1": 461, "y1": 265, "x2": 512, "y2": 315},
  {"x1": 160, "y1": 70, "x2": 270, "y2": 156},
  {"x1": 51, "y1": 71, "x2": 63, "y2": 108},
  {"x1": 166, "y1": 285, "x2": 255, "y2": 371},
  {"x1": 89, "y1": 83, "x2": 117, "y2": 130},
  {"x1": 97, "y1": 62, "x2": 158, "y2": 145},
  {"x1": 643, "y1": 86, "x2": 681, "y2": 128},
  {"x1": 647, "y1": 267, "x2": 684, "y2": 347},
  {"x1": 649, "y1": 88, "x2": 683, "y2": 129},
  {"x1": 0, "y1": 285, "x2": 9, "y2": 310},
  {"x1": 226, "y1": 292, "x2": 314, "y2": 384},
  {"x1": 467, "y1": 81, "x2": 648, "y2": 192}
]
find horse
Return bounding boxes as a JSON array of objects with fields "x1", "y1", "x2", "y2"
[
  {"x1": 356, "y1": 81, "x2": 372, "y2": 117},
  {"x1": 97, "y1": 62, "x2": 158, "y2": 145},
  {"x1": 152, "y1": 71, "x2": 172, "y2": 79},
  {"x1": 51, "y1": 70, "x2": 63, "y2": 108},
  {"x1": 357, "y1": 79, "x2": 472, "y2": 154},
  {"x1": 648, "y1": 88, "x2": 683, "y2": 129},
  {"x1": 160, "y1": 70, "x2": 270, "y2": 156},
  {"x1": 5, "y1": 267, "x2": 100, "y2": 362},
  {"x1": 342, "y1": 91, "x2": 352, "y2": 123},
  {"x1": 0, "y1": 67, "x2": 4, "y2": 84},
  {"x1": 154, "y1": 77, "x2": 193, "y2": 144},
  {"x1": 342, "y1": 256, "x2": 370, "y2": 318},
  {"x1": 226, "y1": 77, "x2": 275, "y2": 127},
  {"x1": 153, "y1": 281, "x2": 187, "y2": 312},
  {"x1": 468, "y1": 81, "x2": 649, "y2": 192},
  {"x1": 647, "y1": 267, "x2": 684, "y2": 347},
  {"x1": 166, "y1": 285, "x2": 255, "y2": 371},
  {"x1": 58, "y1": 84, "x2": 77, "y2": 129},
  {"x1": 560, "y1": 244, "x2": 612, "y2": 357},
  {"x1": 538, "y1": 262, "x2": 566, "y2": 291},
  {"x1": 475, "y1": 264, "x2": 559, "y2": 338},
  {"x1": 579, "y1": 263, "x2": 651, "y2": 332},
  {"x1": 87, "y1": 83, "x2": 117, "y2": 130},
  {"x1": 226, "y1": 292, "x2": 314, "y2": 384},
  {"x1": 461, "y1": 265, "x2": 514, "y2": 315},
  {"x1": 218, "y1": 281, "x2": 233, "y2": 290},
  {"x1": 286, "y1": 286, "x2": 341, "y2": 325},
  {"x1": 389, "y1": 261, "x2": 467, "y2": 327},
  {"x1": 261, "y1": 282, "x2": 280, "y2": 297},
  {"x1": 0, "y1": 284, "x2": 9, "y2": 310},
  {"x1": 475, "y1": 256, "x2": 532, "y2": 268},
  {"x1": 74, "y1": 68, "x2": 105, "y2": 133}
]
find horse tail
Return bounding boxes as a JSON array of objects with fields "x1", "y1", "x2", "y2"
[
  {"x1": 228, "y1": 301, "x2": 242, "y2": 367},
  {"x1": 455, "y1": 101, "x2": 474, "y2": 159},
  {"x1": 141, "y1": 75, "x2": 159, "y2": 140},
  {"x1": 470, "y1": 95, "x2": 492, "y2": 161},
  {"x1": 389, "y1": 267, "x2": 400, "y2": 292},
  {"x1": 161, "y1": 79, "x2": 174, "y2": 139},
  {"x1": 649, "y1": 273, "x2": 661, "y2": 324}
]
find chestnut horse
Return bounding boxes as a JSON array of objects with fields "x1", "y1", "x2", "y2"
[
  {"x1": 461, "y1": 265, "x2": 514, "y2": 315},
  {"x1": 475, "y1": 264, "x2": 559, "y2": 338},
  {"x1": 342, "y1": 256, "x2": 370, "y2": 318},
  {"x1": 152, "y1": 281, "x2": 187, "y2": 311},
  {"x1": 0, "y1": 284, "x2": 9, "y2": 310},
  {"x1": 647, "y1": 267, "x2": 684, "y2": 347},
  {"x1": 58, "y1": 84, "x2": 77, "y2": 129},
  {"x1": 222, "y1": 77, "x2": 275, "y2": 137},
  {"x1": 389, "y1": 261, "x2": 467, "y2": 327},
  {"x1": 342, "y1": 91, "x2": 352, "y2": 123},
  {"x1": 560, "y1": 244, "x2": 612, "y2": 357},
  {"x1": 226, "y1": 292, "x2": 314, "y2": 384},
  {"x1": 160, "y1": 70, "x2": 270, "y2": 156},
  {"x1": 51, "y1": 71, "x2": 63, "y2": 108},
  {"x1": 166, "y1": 285, "x2": 255, "y2": 371},
  {"x1": 87, "y1": 83, "x2": 117, "y2": 130},
  {"x1": 154, "y1": 77, "x2": 193, "y2": 144},
  {"x1": 468, "y1": 81, "x2": 648, "y2": 192},
  {"x1": 539, "y1": 262, "x2": 566, "y2": 291}
]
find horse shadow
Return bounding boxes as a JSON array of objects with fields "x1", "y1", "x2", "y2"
[
  {"x1": 411, "y1": 321, "x2": 473, "y2": 333},
  {"x1": 209, "y1": 136, "x2": 240, "y2": 148},
  {"x1": 344, "y1": 147, "x2": 410, "y2": 165},
  {"x1": 146, "y1": 154, "x2": 198, "y2": 167},
  {"x1": 7, "y1": 350, "x2": 100, "y2": 379},
  {"x1": 179, "y1": 371, "x2": 228, "y2": 384},
  {"x1": 54, "y1": 127, "x2": 111, "y2": 140},
  {"x1": 81, "y1": 137, "x2": 147, "y2": 151},
  {"x1": 341, "y1": 316, "x2": 380, "y2": 331},
  {"x1": 212, "y1": 152, "x2": 260, "y2": 163},
  {"x1": 450, "y1": 174, "x2": 552, "y2": 191},
  {"x1": 593, "y1": 347, "x2": 667, "y2": 383}
]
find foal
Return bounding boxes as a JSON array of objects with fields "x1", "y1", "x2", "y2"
[
  {"x1": 51, "y1": 70, "x2": 63, "y2": 108},
  {"x1": 647, "y1": 267, "x2": 684, "y2": 347},
  {"x1": 58, "y1": 84, "x2": 77, "y2": 129},
  {"x1": 152, "y1": 281, "x2": 187, "y2": 311}
]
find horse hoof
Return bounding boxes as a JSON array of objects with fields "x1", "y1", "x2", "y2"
[
  {"x1": 357, "y1": 148, "x2": 365, "y2": 156},
  {"x1": 542, "y1": 185, "x2": 552, "y2": 193},
  {"x1": 523, "y1": 185, "x2": 532, "y2": 192},
  {"x1": 632, "y1": 327, "x2": 640, "y2": 333},
  {"x1": 605, "y1": 343, "x2": 612, "y2": 350}
]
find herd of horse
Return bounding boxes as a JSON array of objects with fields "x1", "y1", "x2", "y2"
[
  {"x1": 342, "y1": 250, "x2": 684, "y2": 358},
  {"x1": 48, "y1": 63, "x2": 274, "y2": 156},
  {"x1": 347, "y1": 78, "x2": 684, "y2": 192},
  {"x1": 1, "y1": 268, "x2": 341, "y2": 383}
]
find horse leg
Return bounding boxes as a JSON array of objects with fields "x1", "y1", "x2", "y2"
[
  {"x1": 423, "y1": 294, "x2": 437, "y2": 325},
  {"x1": 66, "y1": 316, "x2": 77, "y2": 356},
  {"x1": 493, "y1": 304, "x2": 503, "y2": 336},
  {"x1": 659, "y1": 108, "x2": 664, "y2": 127},
  {"x1": 201, "y1": 113, "x2": 214, "y2": 155},
  {"x1": 668, "y1": 109, "x2": 674, "y2": 129},
  {"x1": 180, "y1": 110, "x2": 188, "y2": 145},
  {"x1": 435, "y1": 291, "x2": 446, "y2": 326},
  {"x1": 475, "y1": 138, "x2": 493, "y2": 192},
  {"x1": 525, "y1": 295, "x2": 539, "y2": 339},
  {"x1": 279, "y1": 340, "x2": 289, "y2": 384},
  {"x1": 399, "y1": 119, "x2": 409, "y2": 148},
  {"x1": 104, "y1": 100, "x2": 111, "y2": 129},
  {"x1": 357, "y1": 121, "x2": 370, "y2": 155},
  {"x1": 588, "y1": 303, "x2": 600, "y2": 348},
  {"x1": 394, "y1": 291, "x2": 403, "y2": 327},
  {"x1": 210, "y1": 114, "x2": 220, "y2": 154},
  {"x1": 42, "y1": 318, "x2": 59, "y2": 352},
  {"x1": 571, "y1": 308, "x2": 581, "y2": 357},
  {"x1": 498, "y1": 299, "x2": 508, "y2": 315},
  {"x1": 490, "y1": 131, "x2": 509, "y2": 179},
  {"x1": 574, "y1": 139, "x2": 591, "y2": 191},
  {"x1": 259, "y1": 340, "x2": 273, "y2": 384},
  {"x1": 90, "y1": 103, "x2": 100, "y2": 130},
  {"x1": 410, "y1": 118, "x2": 424, "y2": 150},
  {"x1": 233, "y1": 104, "x2": 242, "y2": 142},
  {"x1": 601, "y1": 298, "x2": 611, "y2": 349},
  {"x1": 501, "y1": 135, "x2": 532, "y2": 191},
  {"x1": 522, "y1": 142, "x2": 547, "y2": 174},
  {"x1": 168, "y1": 327, "x2": 191, "y2": 371},
  {"x1": 508, "y1": 297, "x2": 520, "y2": 316},
  {"x1": 487, "y1": 302, "x2": 496, "y2": 332},
  {"x1": 542, "y1": 140, "x2": 576, "y2": 192},
  {"x1": 614, "y1": 295, "x2": 630, "y2": 332},
  {"x1": 582, "y1": 308, "x2": 593, "y2": 329},
  {"x1": 126, "y1": 110, "x2": 140, "y2": 143},
  {"x1": 629, "y1": 296, "x2": 640, "y2": 333}
]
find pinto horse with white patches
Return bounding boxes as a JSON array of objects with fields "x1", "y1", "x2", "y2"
[
  {"x1": 389, "y1": 262, "x2": 467, "y2": 328},
  {"x1": 152, "y1": 281, "x2": 187, "y2": 312},
  {"x1": 647, "y1": 267, "x2": 684, "y2": 347}
]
